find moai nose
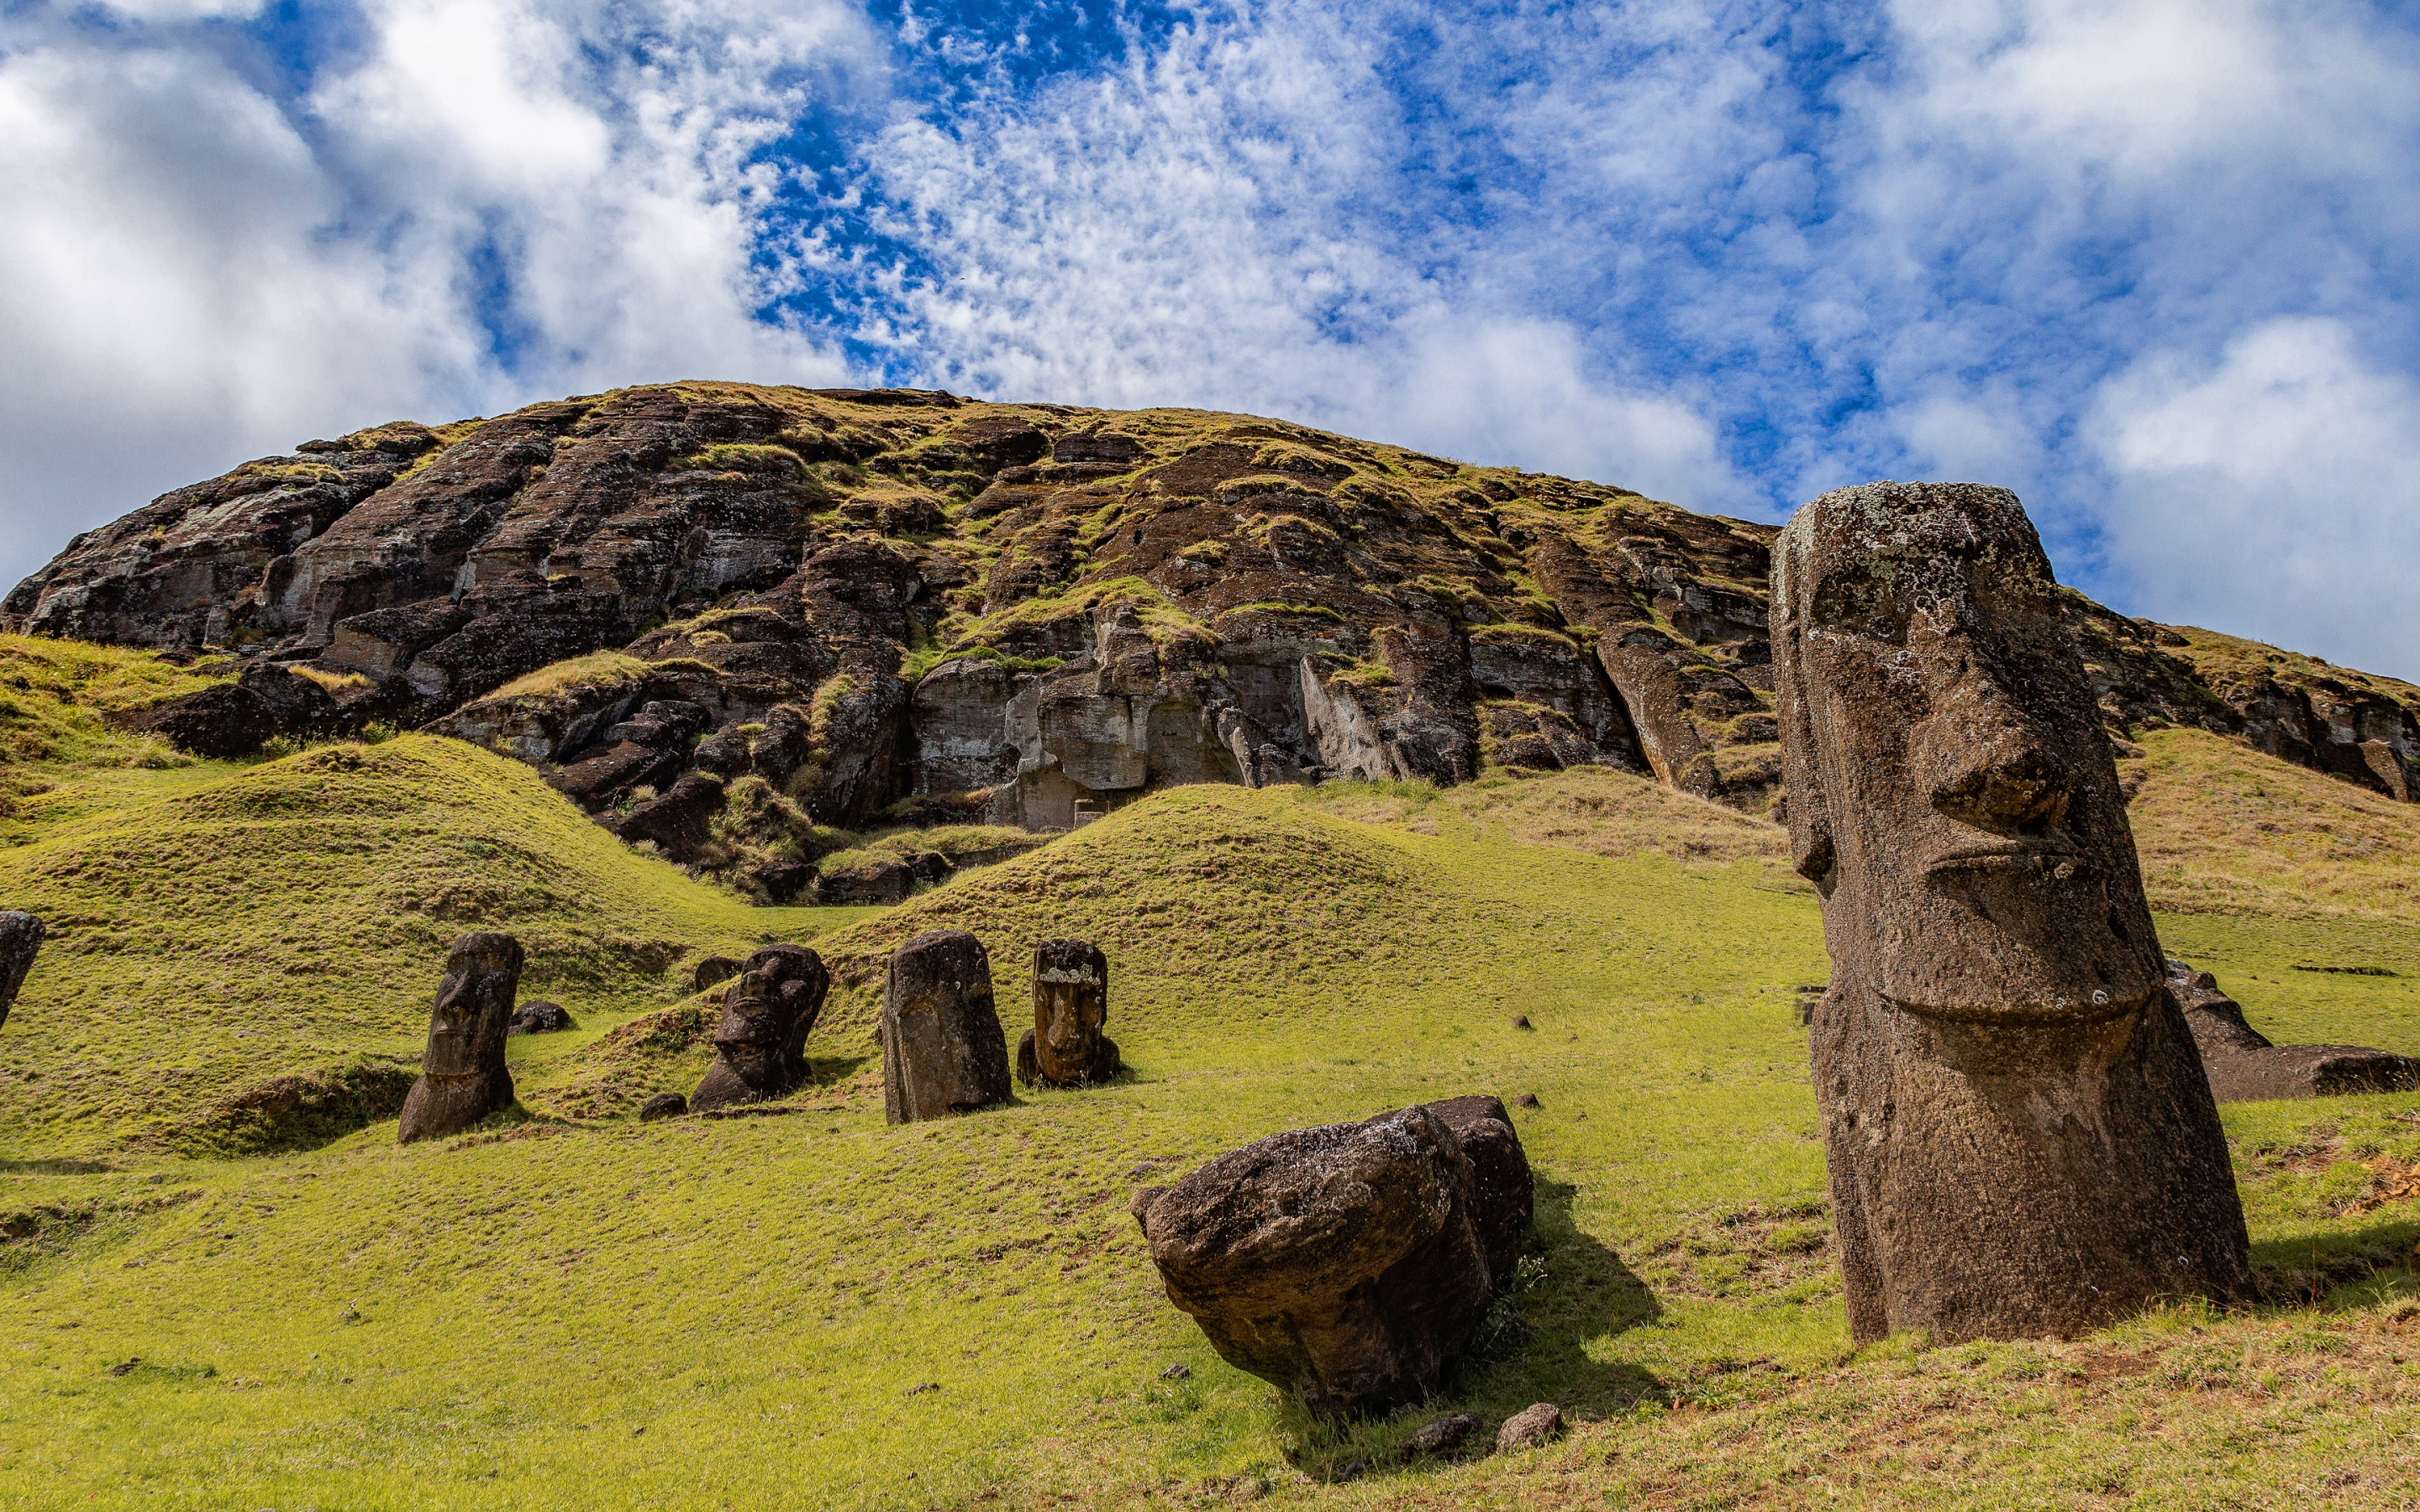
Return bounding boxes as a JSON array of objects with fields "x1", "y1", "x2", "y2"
[{"x1": 1920, "y1": 676, "x2": 2065, "y2": 835}]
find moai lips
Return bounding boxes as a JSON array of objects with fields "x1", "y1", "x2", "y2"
[
  {"x1": 1018, "y1": 939, "x2": 1120, "y2": 1087},
  {"x1": 881, "y1": 929, "x2": 1012, "y2": 1123},
  {"x1": 398, "y1": 932, "x2": 523, "y2": 1144},
  {"x1": 1773, "y1": 481, "x2": 2251, "y2": 1343},
  {"x1": 690, "y1": 945, "x2": 829, "y2": 1112}
]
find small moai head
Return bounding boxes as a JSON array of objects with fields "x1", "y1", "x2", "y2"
[
  {"x1": 0, "y1": 911, "x2": 45, "y2": 1032},
  {"x1": 1773, "y1": 482, "x2": 2161, "y2": 1025},
  {"x1": 1031, "y1": 939, "x2": 1108, "y2": 1085},
  {"x1": 423, "y1": 932, "x2": 523, "y2": 1075},
  {"x1": 714, "y1": 944, "x2": 829, "y2": 1089}
]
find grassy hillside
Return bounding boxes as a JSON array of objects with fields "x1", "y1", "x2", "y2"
[{"x1": 1, "y1": 654, "x2": 2418, "y2": 1506}]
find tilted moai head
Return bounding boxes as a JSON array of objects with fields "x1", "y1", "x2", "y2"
[
  {"x1": 0, "y1": 911, "x2": 45, "y2": 1032},
  {"x1": 881, "y1": 928, "x2": 1012, "y2": 1124},
  {"x1": 1019, "y1": 939, "x2": 1119, "y2": 1088},
  {"x1": 1773, "y1": 482, "x2": 2249, "y2": 1341},
  {"x1": 691, "y1": 944, "x2": 829, "y2": 1112},
  {"x1": 399, "y1": 932, "x2": 523, "y2": 1144}
]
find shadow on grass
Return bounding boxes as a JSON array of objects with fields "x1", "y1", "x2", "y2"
[
  {"x1": 804, "y1": 1052, "x2": 876, "y2": 1089},
  {"x1": 1282, "y1": 1176, "x2": 1666, "y2": 1481},
  {"x1": 0, "y1": 1157, "x2": 117, "y2": 1174},
  {"x1": 2253, "y1": 1213, "x2": 2420, "y2": 1307}
]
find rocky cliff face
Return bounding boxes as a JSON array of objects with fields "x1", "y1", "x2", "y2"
[{"x1": 11, "y1": 381, "x2": 2418, "y2": 894}]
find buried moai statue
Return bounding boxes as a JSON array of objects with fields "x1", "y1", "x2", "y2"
[
  {"x1": 1773, "y1": 481, "x2": 2252, "y2": 1343},
  {"x1": 1018, "y1": 939, "x2": 1120, "y2": 1087},
  {"x1": 881, "y1": 929, "x2": 1012, "y2": 1124},
  {"x1": 690, "y1": 945, "x2": 829, "y2": 1113},
  {"x1": 0, "y1": 911, "x2": 44, "y2": 1032},
  {"x1": 398, "y1": 932, "x2": 523, "y2": 1144}
]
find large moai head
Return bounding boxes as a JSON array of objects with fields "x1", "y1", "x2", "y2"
[
  {"x1": 422, "y1": 932, "x2": 523, "y2": 1076},
  {"x1": 1773, "y1": 481, "x2": 2162, "y2": 1020},
  {"x1": 1024, "y1": 939, "x2": 1118, "y2": 1087},
  {"x1": 881, "y1": 928, "x2": 1012, "y2": 1124},
  {"x1": 1772, "y1": 482, "x2": 2249, "y2": 1342},
  {"x1": 692, "y1": 944, "x2": 829, "y2": 1111}
]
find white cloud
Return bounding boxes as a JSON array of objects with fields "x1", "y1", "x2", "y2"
[
  {"x1": 2091, "y1": 317, "x2": 2420, "y2": 680},
  {"x1": 0, "y1": 0, "x2": 872, "y2": 588}
]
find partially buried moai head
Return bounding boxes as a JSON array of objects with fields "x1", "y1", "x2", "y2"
[
  {"x1": 423, "y1": 932, "x2": 523, "y2": 1075},
  {"x1": 1773, "y1": 482, "x2": 2161, "y2": 1023},
  {"x1": 713, "y1": 944, "x2": 829, "y2": 1090}
]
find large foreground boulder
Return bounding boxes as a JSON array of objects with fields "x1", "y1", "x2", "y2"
[
  {"x1": 398, "y1": 933, "x2": 523, "y2": 1144},
  {"x1": 690, "y1": 945, "x2": 829, "y2": 1112},
  {"x1": 1130, "y1": 1098, "x2": 1533, "y2": 1419},
  {"x1": 1774, "y1": 481, "x2": 2251, "y2": 1343},
  {"x1": 1018, "y1": 938, "x2": 1120, "y2": 1087},
  {"x1": 880, "y1": 929, "x2": 1011, "y2": 1124},
  {"x1": 0, "y1": 911, "x2": 43, "y2": 1032},
  {"x1": 2169, "y1": 960, "x2": 2420, "y2": 1100}
]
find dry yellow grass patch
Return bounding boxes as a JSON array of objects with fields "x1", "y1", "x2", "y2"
[
  {"x1": 2124, "y1": 726, "x2": 2420, "y2": 924},
  {"x1": 1297, "y1": 766, "x2": 1791, "y2": 869}
]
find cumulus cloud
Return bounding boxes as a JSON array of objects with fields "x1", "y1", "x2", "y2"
[
  {"x1": 0, "y1": 0, "x2": 871, "y2": 585},
  {"x1": 2091, "y1": 318, "x2": 2420, "y2": 680}
]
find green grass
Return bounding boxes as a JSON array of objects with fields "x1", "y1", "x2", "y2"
[{"x1": 3, "y1": 669, "x2": 2420, "y2": 1506}]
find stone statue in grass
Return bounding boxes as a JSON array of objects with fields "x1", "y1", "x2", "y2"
[
  {"x1": 1018, "y1": 938, "x2": 1120, "y2": 1087},
  {"x1": 398, "y1": 932, "x2": 523, "y2": 1144},
  {"x1": 690, "y1": 944, "x2": 829, "y2": 1112},
  {"x1": 0, "y1": 911, "x2": 43, "y2": 1032},
  {"x1": 881, "y1": 929, "x2": 1011, "y2": 1123},
  {"x1": 1772, "y1": 481, "x2": 2252, "y2": 1342}
]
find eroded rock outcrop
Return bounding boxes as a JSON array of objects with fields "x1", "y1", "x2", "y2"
[
  {"x1": 1018, "y1": 938, "x2": 1119, "y2": 1087},
  {"x1": 1131, "y1": 1097, "x2": 1533, "y2": 1419},
  {"x1": 12, "y1": 386, "x2": 2417, "y2": 887},
  {"x1": 1775, "y1": 480, "x2": 2251, "y2": 1343},
  {"x1": 398, "y1": 932, "x2": 523, "y2": 1144},
  {"x1": 880, "y1": 929, "x2": 1011, "y2": 1123},
  {"x1": 2168, "y1": 960, "x2": 2420, "y2": 1100},
  {"x1": 690, "y1": 945, "x2": 829, "y2": 1112}
]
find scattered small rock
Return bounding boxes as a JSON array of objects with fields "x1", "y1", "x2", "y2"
[
  {"x1": 1160, "y1": 1362, "x2": 1191, "y2": 1381},
  {"x1": 904, "y1": 1381, "x2": 940, "y2": 1396},
  {"x1": 638, "y1": 1092, "x2": 687, "y2": 1123},
  {"x1": 108, "y1": 1357, "x2": 139, "y2": 1378},
  {"x1": 508, "y1": 1000, "x2": 574, "y2": 1036},
  {"x1": 1511, "y1": 1014, "x2": 1533, "y2": 1030},
  {"x1": 1336, "y1": 1458, "x2": 1371, "y2": 1482},
  {"x1": 691, "y1": 956, "x2": 740, "y2": 994},
  {"x1": 1513, "y1": 1093, "x2": 1541, "y2": 1109},
  {"x1": 1403, "y1": 1411, "x2": 1479, "y2": 1455},
  {"x1": 1495, "y1": 1402, "x2": 1563, "y2": 1453}
]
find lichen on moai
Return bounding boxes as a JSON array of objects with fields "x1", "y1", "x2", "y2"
[
  {"x1": 1018, "y1": 939, "x2": 1120, "y2": 1088},
  {"x1": 1773, "y1": 480, "x2": 2252, "y2": 1342}
]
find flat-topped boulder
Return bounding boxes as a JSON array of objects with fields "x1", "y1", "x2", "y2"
[{"x1": 1130, "y1": 1097, "x2": 1532, "y2": 1419}]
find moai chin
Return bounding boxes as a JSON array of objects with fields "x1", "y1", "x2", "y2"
[
  {"x1": 1772, "y1": 481, "x2": 2251, "y2": 1342},
  {"x1": 1018, "y1": 939, "x2": 1119, "y2": 1087},
  {"x1": 398, "y1": 932, "x2": 523, "y2": 1144},
  {"x1": 0, "y1": 911, "x2": 45, "y2": 1032},
  {"x1": 690, "y1": 944, "x2": 829, "y2": 1112},
  {"x1": 881, "y1": 929, "x2": 1012, "y2": 1124}
]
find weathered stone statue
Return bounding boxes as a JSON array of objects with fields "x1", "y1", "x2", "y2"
[
  {"x1": 881, "y1": 929, "x2": 1012, "y2": 1123},
  {"x1": 2169, "y1": 959, "x2": 2420, "y2": 1100},
  {"x1": 0, "y1": 911, "x2": 44, "y2": 1032},
  {"x1": 1132, "y1": 1097, "x2": 1533, "y2": 1419},
  {"x1": 398, "y1": 932, "x2": 523, "y2": 1144},
  {"x1": 1018, "y1": 939, "x2": 1120, "y2": 1087},
  {"x1": 1773, "y1": 481, "x2": 2251, "y2": 1342},
  {"x1": 690, "y1": 944, "x2": 829, "y2": 1112}
]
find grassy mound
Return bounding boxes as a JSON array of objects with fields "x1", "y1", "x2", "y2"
[
  {"x1": 0, "y1": 735, "x2": 874, "y2": 1156},
  {"x1": 0, "y1": 675, "x2": 2416, "y2": 1507}
]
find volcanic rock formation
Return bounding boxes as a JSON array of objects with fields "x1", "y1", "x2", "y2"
[
  {"x1": 1775, "y1": 480, "x2": 2252, "y2": 1343},
  {"x1": 2167, "y1": 959, "x2": 2420, "y2": 1100},
  {"x1": 689, "y1": 944, "x2": 829, "y2": 1112},
  {"x1": 397, "y1": 932, "x2": 523, "y2": 1144},
  {"x1": 1131, "y1": 1096, "x2": 1533, "y2": 1419},
  {"x1": 10, "y1": 386, "x2": 2417, "y2": 893},
  {"x1": 1018, "y1": 938, "x2": 1119, "y2": 1087},
  {"x1": 880, "y1": 928, "x2": 1012, "y2": 1123},
  {"x1": 0, "y1": 911, "x2": 43, "y2": 1032}
]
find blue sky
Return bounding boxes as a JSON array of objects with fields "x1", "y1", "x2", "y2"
[{"x1": 4, "y1": 0, "x2": 2417, "y2": 677}]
